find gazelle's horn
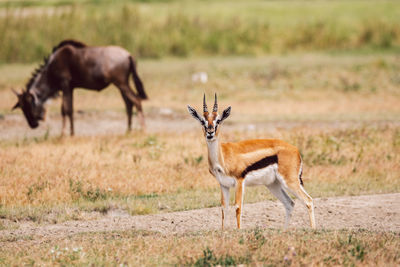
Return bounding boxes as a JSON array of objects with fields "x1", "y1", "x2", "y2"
[
  {"x1": 203, "y1": 93, "x2": 208, "y2": 113},
  {"x1": 213, "y1": 93, "x2": 218, "y2": 113}
]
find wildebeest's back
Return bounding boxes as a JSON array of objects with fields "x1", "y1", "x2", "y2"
[{"x1": 48, "y1": 45, "x2": 131, "y2": 90}]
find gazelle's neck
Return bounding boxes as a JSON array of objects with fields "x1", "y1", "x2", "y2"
[
  {"x1": 206, "y1": 138, "x2": 222, "y2": 170},
  {"x1": 206, "y1": 136, "x2": 236, "y2": 188}
]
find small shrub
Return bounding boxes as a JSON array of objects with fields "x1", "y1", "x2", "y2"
[
  {"x1": 69, "y1": 179, "x2": 108, "y2": 202},
  {"x1": 189, "y1": 247, "x2": 250, "y2": 266},
  {"x1": 184, "y1": 155, "x2": 203, "y2": 166},
  {"x1": 26, "y1": 180, "x2": 48, "y2": 201}
]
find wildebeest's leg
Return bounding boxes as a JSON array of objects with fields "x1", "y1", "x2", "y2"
[
  {"x1": 116, "y1": 84, "x2": 145, "y2": 130},
  {"x1": 119, "y1": 92, "x2": 133, "y2": 132},
  {"x1": 61, "y1": 86, "x2": 74, "y2": 136},
  {"x1": 61, "y1": 105, "x2": 67, "y2": 137}
]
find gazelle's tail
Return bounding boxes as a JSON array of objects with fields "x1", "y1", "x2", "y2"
[{"x1": 299, "y1": 159, "x2": 304, "y2": 186}]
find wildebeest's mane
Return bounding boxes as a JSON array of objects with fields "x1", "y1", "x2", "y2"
[
  {"x1": 26, "y1": 57, "x2": 48, "y2": 91},
  {"x1": 51, "y1": 39, "x2": 86, "y2": 53},
  {"x1": 26, "y1": 40, "x2": 87, "y2": 91}
]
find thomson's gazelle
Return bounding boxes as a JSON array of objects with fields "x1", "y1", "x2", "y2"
[{"x1": 187, "y1": 94, "x2": 316, "y2": 229}]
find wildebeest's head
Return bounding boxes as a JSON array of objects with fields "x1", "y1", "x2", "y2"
[{"x1": 12, "y1": 89, "x2": 46, "y2": 129}]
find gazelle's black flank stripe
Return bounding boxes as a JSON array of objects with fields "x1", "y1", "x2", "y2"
[{"x1": 241, "y1": 155, "x2": 278, "y2": 178}]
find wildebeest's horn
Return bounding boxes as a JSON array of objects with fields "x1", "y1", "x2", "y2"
[
  {"x1": 11, "y1": 88, "x2": 20, "y2": 96},
  {"x1": 11, "y1": 102, "x2": 20, "y2": 110},
  {"x1": 203, "y1": 93, "x2": 208, "y2": 113},
  {"x1": 213, "y1": 93, "x2": 218, "y2": 113}
]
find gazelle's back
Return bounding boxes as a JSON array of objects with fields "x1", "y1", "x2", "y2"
[{"x1": 221, "y1": 139, "x2": 300, "y2": 178}]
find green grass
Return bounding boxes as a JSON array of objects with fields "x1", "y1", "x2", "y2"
[
  {"x1": 0, "y1": 0, "x2": 400, "y2": 62},
  {"x1": 0, "y1": 0, "x2": 174, "y2": 8}
]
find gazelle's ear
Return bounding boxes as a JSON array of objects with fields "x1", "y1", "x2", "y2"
[
  {"x1": 217, "y1": 106, "x2": 231, "y2": 124},
  {"x1": 187, "y1": 105, "x2": 205, "y2": 125}
]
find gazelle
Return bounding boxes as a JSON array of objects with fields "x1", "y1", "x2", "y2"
[{"x1": 187, "y1": 94, "x2": 316, "y2": 229}]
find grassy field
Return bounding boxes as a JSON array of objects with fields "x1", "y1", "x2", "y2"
[
  {"x1": 1, "y1": 0, "x2": 400, "y2": 62},
  {"x1": 1, "y1": 228, "x2": 399, "y2": 265}
]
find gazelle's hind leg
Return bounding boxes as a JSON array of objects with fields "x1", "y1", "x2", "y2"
[
  {"x1": 266, "y1": 179, "x2": 294, "y2": 229},
  {"x1": 282, "y1": 178, "x2": 316, "y2": 229}
]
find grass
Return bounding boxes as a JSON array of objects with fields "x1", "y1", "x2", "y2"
[
  {"x1": 0, "y1": 228, "x2": 399, "y2": 265},
  {"x1": 0, "y1": 0, "x2": 400, "y2": 62},
  {"x1": 0, "y1": 124, "x2": 399, "y2": 224}
]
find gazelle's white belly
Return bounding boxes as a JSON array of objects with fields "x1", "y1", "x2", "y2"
[{"x1": 244, "y1": 164, "x2": 278, "y2": 186}]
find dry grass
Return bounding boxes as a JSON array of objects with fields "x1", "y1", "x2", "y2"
[
  {"x1": 0, "y1": 125, "x2": 399, "y2": 222},
  {"x1": 0, "y1": 228, "x2": 399, "y2": 266},
  {"x1": 0, "y1": 132, "x2": 210, "y2": 205}
]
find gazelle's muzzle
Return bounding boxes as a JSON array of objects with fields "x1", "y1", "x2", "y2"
[{"x1": 206, "y1": 128, "x2": 215, "y2": 139}]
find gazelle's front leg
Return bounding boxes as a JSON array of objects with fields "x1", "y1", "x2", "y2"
[
  {"x1": 235, "y1": 179, "x2": 245, "y2": 229},
  {"x1": 220, "y1": 185, "x2": 230, "y2": 230}
]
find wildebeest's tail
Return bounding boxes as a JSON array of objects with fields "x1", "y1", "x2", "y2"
[{"x1": 129, "y1": 56, "x2": 148, "y2": 100}]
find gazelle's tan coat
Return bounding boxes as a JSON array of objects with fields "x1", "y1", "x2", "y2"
[
  {"x1": 221, "y1": 139, "x2": 300, "y2": 179},
  {"x1": 188, "y1": 94, "x2": 316, "y2": 229}
]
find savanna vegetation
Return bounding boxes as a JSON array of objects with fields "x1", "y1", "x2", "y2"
[
  {"x1": 0, "y1": 0, "x2": 400, "y2": 62},
  {"x1": 0, "y1": 0, "x2": 399, "y2": 266}
]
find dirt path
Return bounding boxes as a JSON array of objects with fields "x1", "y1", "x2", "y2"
[
  {"x1": 1, "y1": 111, "x2": 398, "y2": 140},
  {"x1": 1, "y1": 193, "x2": 399, "y2": 243}
]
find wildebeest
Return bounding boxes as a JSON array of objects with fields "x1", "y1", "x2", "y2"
[{"x1": 12, "y1": 40, "x2": 148, "y2": 136}]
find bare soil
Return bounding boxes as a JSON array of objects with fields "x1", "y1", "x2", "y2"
[
  {"x1": 1, "y1": 193, "x2": 399, "y2": 244},
  {"x1": 1, "y1": 109, "x2": 397, "y2": 140}
]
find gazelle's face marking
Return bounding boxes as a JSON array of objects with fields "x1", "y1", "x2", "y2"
[
  {"x1": 187, "y1": 94, "x2": 231, "y2": 142},
  {"x1": 203, "y1": 112, "x2": 219, "y2": 140}
]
